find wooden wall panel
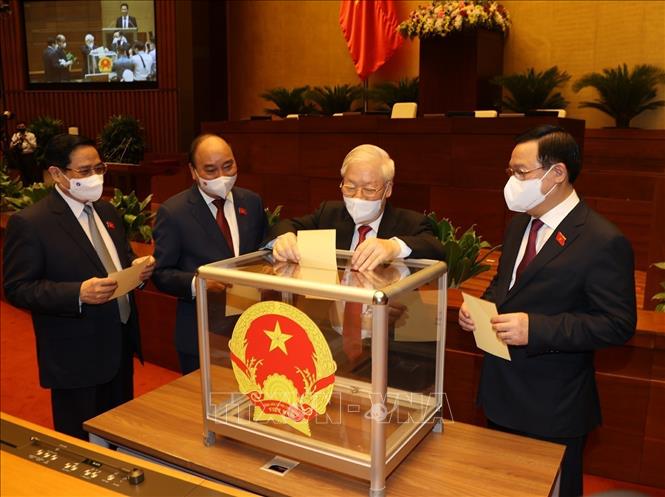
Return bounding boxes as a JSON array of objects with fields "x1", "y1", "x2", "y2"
[{"x1": 0, "y1": 0, "x2": 179, "y2": 153}]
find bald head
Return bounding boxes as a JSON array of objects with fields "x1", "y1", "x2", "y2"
[{"x1": 189, "y1": 134, "x2": 237, "y2": 181}]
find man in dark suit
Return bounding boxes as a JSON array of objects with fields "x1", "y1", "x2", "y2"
[
  {"x1": 115, "y1": 3, "x2": 137, "y2": 29},
  {"x1": 270, "y1": 144, "x2": 445, "y2": 267},
  {"x1": 3, "y1": 134, "x2": 155, "y2": 440},
  {"x1": 458, "y1": 125, "x2": 636, "y2": 497},
  {"x1": 42, "y1": 37, "x2": 59, "y2": 82},
  {"x1": 80, "y1": 33, "x2": 97, "y2": 75},
  {"x1": 152, "y1": 134, "x2": 267, "y2": 375}
]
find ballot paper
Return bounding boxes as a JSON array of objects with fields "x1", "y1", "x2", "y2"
[
  {"x1": 297, "y1": 229, "x2": 337, "y2": 270},
  {"x1": 462, "y1": 292, "x2": 511, "y2": 361},
  {"x1": 296, "y1": 229, "x2": 339, "y2": 293},
  {"x1": 108, "y1": 256, "x2": 151, "y2": 300}
]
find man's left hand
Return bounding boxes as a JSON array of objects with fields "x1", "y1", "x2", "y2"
[
  {"x1": 352, "y1": 238, "x2": 400, "y2": 271},
  {"x1": 491, "y1": 312, "x2": 529, "y2": 346},
  {"x1": 134, "y1": 255, "x2": 156, "y2": 281}
]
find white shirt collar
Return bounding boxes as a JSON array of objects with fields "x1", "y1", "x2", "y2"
[
  {"x1": 197, "y1": 186, "x2": 234, "y2": 207},
  {"x1": 55, "y1": 183, "x2": 88, "y2": 218},
  {"x1": 355, "y1": 211, "x2": 384, "y2": 234},
  {"x1": 538, "y1": 190, "x2": 580, "y2": 230}
]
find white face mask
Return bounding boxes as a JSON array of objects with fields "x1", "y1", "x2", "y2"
[
  {"x1": 503, "y1": 167, "x2": 555, "y2": 212},
  {"x1": 67, "y1": 173, "x2": 104, "y2": 203},
  {"x1": 344, "y1": 196, "x2": 384, "y2": 225},
  {"x1": 197, "y1": 173, "x2": 236, "y2": 199}
]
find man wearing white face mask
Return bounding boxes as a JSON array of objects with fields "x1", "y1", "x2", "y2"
[
  {"x1": 152, "y1": 134, "x2": 266, "y2": 374},
  {"x1": 458, "y1": 125, "x2": 636, "y2": 497},
  {"x1": 3, "y1": 134, "x2": 155, "y2": 440},
  {"x1": 270, "y1": 144, "x2": 445, "y2": 270}
]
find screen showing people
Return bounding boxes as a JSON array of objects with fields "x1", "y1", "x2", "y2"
[{"x1": 23, "y1": 1, "x2": 156, "y2": 84}]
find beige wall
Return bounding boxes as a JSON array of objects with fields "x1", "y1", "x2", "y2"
[{"x1": 226, "y1": 0, "x2": 665, "y2": 129}]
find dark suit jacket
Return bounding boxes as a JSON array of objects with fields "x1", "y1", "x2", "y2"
[
  {"x1": 42, "y1": 46, "x2": 60, "y2": 82},
  {"x1": 80, "y1": 44, "x2": 97, "y2": 75},
  {"x1": 269, "y1": 201, "x2": 445, "y2": 260},
  {"x1": 115, "y1": 16, "x2": 137, "y2": 28},
  {"x1": 152, "y1": 185, "x2": 266, "y2": 355},
  {"x1": 478, "y1": 200, "x2": 636, "y2": 438},
  {"x1": 3, "y1": 190, "x2": 141, "y2": 390}
]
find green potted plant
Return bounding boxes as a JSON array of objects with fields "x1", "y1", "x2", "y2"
[
  {"x1": 98, "y1": 115, "x2": 146, "y2": 164},
  {"x1": 2, "y1": 160, "x2": 53, "y2": 212},
  {"x1": 260, "y1": 86, "x2": 314, "y2": 117},
  {"x1": 307, "y1": 84, "x2": 363, "y2": 116},
  {"x1": 28, "y1": 115, "x2": 64, "y2": 168},
  {"x1": 369, "y1": 77, "x2": 419, "y2": 111},
  {"x1": 110, "y1": 188, "x2": 155, "y2": 243},
  {"x1": 264, "y1": 205, "x2": 283, "y2": 227},
  {"x1": 651, "y1": 262, "x2": 665, "y2": 312},
  {"x1": 572, "y1": 63, "x2": 665, "y2": 128},
  {"x1": 491, "y1": 66, "x2": 570, "y2": 112},
  {"x1": 427, "y1": 212, "x2": 500, "y2": 288}
]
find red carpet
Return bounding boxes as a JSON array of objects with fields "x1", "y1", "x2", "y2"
[{"x1": 1, "y1": 300, "x2": 663, "y2": 496}]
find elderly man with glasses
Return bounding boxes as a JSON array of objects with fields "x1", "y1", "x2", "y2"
[
  {"x1": 270, "y1": 144, "x2": 445, "y2": 269},
  {"x1": 3, "y1": 134, "x2": 155, "y2": 440}
]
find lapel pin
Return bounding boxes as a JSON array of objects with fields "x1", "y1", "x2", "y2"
[
  {"x1": 239, "y1": 207, "x2": 248, "y2": 216},
  {"x1": 556, "y1": 231, "x2": 566, "y2": 246},
  {"x1": 105, "y1": 221, "x2": 116, "y2": 230}
]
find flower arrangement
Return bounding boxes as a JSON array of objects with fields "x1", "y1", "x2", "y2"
[{"x1": 399, "y1": 0, "x2": 511, "y2": 40}]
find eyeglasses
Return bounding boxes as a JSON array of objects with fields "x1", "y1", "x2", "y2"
[
  {"x1": 66, "y1": 162, "x2": 108, "y2": 178},
  {"x1": 340, "y1": 181, "x2": 390, "y2": 198},
  {"x1": 505, "y1": 165, "x2": 547, "y2": 180}
]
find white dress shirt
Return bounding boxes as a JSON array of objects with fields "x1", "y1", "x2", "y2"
[
  {"x1": 191, "y1": 187, "x2": 240, "y2": 297},
  {"x1": 509, "y1": 190, "x2": 580, "y2": 289},
  {"x1": 350, "y1": 212, "x2": 412, "y2": 258}
]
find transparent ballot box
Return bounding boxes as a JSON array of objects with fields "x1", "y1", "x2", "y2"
[{"x1": 196, "y1": 250, "x2": 447, "y2": 497}]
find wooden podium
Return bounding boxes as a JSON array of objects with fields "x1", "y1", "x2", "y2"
[{"x1": 419, "y1": 29, "x2": 505, "y2": 114}]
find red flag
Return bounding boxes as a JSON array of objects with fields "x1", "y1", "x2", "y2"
[{"x1": 339, "y1": 0, "x2": 403, "y2": 80}]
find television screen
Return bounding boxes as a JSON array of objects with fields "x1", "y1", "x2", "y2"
[{"x1": 22, "y1": 0, "x2": 157, "y2": 87}]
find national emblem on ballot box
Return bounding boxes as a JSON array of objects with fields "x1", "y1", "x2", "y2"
[{"x1": 196, "y1": 250, "x2": 447, "y2": 497}]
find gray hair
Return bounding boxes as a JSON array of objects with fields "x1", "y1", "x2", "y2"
[
  {"x1": 85, "y1": 34, "x2": 94, "y2": 44},
  {"x1": 340, "y1": 144, "x2": 395, "y2": 182}
]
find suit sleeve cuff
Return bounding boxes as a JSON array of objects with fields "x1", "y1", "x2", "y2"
[{"x1": 390, "y1": 237, "x2": 412, "y2": 258}]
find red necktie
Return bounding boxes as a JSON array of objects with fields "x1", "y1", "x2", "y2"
[
  {"x1": 515, "y1": 218, "x2": 544, "y2": 281},
  {"x1": 212, "y1": 198, "x2": 233, "y2": 254},
  {"x1": 343, "y1": 225, "x2": 372, "y2": 361}
]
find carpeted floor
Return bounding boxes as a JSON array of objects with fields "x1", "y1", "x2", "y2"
[{"x1": 1, "y1": 300, "x2": 663, "y2": 496}]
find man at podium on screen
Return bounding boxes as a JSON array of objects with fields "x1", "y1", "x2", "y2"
[
  {"x1": 269, "y1": 144, "x2": 445, "y2": 269},
  {"x1": 152, "y1": 134, "x2": 267, "y2": 375},
  {"x1": 458, "y1": 125, "x2": 636, "y2": 497},
  {"x1": 115, "y1": 2, "x2": 137, "y2": 29}
]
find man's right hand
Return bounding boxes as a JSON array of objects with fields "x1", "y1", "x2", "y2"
[
  {"x1": 458, "y1": 302, "x2": 476, "y2": 332},
  {"x1": 80, "y1": 277, "x2": 118, "y2": 305},
  {"x1": 272, "y1": 232, "x2": 300, "y2": 263}
]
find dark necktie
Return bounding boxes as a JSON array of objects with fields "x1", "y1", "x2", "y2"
[
  {"x1": 83, "y1": 205, "x2": 130, "y2": 323},
  {"x1": 343, "y1": 225, "x2": 372, "y2": 361},
  {"x1": 212, "y1": 198, "x2": 234, "y2": 254},
  {"x1": 515, "y1": 218, "x2": 544, "y2": 281}
]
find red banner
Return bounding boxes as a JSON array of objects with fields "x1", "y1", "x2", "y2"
[{"x1": 339, "y1": 0, "x2": 404, "y2": 80}]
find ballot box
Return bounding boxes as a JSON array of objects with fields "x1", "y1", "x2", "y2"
[{"x1": 196, "y1": 250, "x2": 447, "y2": 497}]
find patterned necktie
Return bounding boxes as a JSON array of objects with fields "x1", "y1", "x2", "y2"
[
  {"x1": 83, "y1": 205, "x2": 130, "y2": 323},
  {"x1": 212, "y1": 198, "x2": 234, "y2": 254},
  {"x1": 343, "y1": 225, "x2": 372, "y2": 361},
  {"x1": 515, "y1": 218, "x2": 544, "y2": 281}
]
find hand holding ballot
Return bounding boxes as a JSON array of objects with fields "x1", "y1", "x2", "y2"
[{"x1": 459, "y1": 293, "x2": 512, "y2": 361}]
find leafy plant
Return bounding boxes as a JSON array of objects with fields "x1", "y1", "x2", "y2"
[
  {"x1": 1, "y1": 162, "x2": 25, "y2": 211},
  {"x1": 110, "y1": 188, "x2": 155, "y2": 242},
  {"x1": 572, "y1": 64, "x2": 665, "y2": 128},
  {"x1": 264, "y1": 204, "x2": 283, "y2": 227},
  {"x1": 28, "y1": 115, "x2": 64, "y2": 167},
  {"x1": 427, "y1": 212, "x2": 500, "y2": 288},
  {"x1": 491, "y1": 66, "x2": 570, "y2": 112},
  {"x1": 2, "y1": 180, "x2": 53, "y2": 211},
  {"x1": 651, "y1": 262, "x2": 665, "y2": 312},
  {"x1": 307, "y1": 84, "x2": 363, "y2": 116},
  {"x1": 98, "y1": 115, "x2": 146, "y2": 164},
  {"x1": 260, "y1": 86, "x2": 314, "y2": 117},
  {"x1": 369, "y1": 77, "x2": 419, "y2": 111}
]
